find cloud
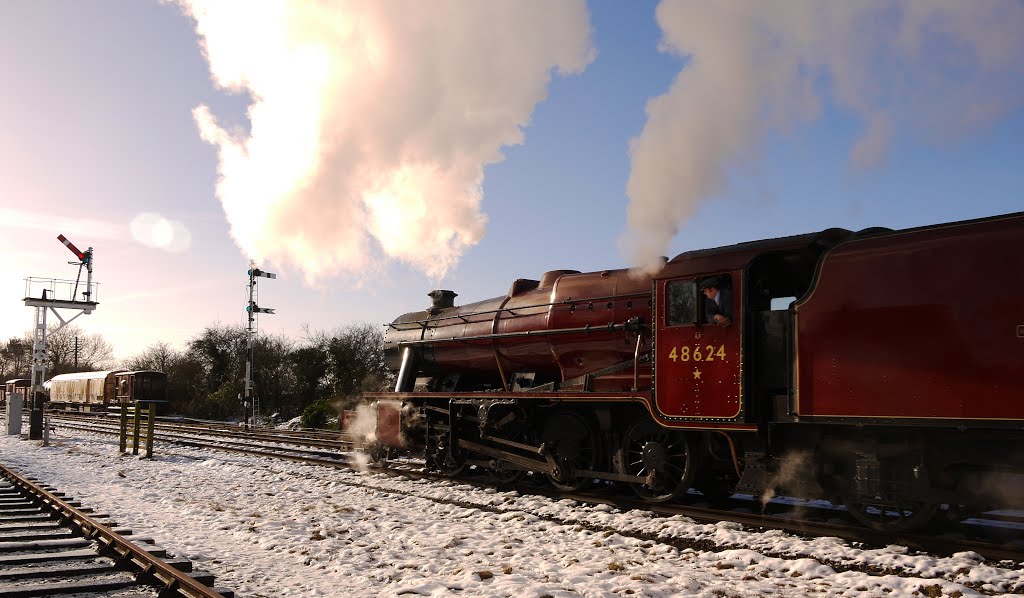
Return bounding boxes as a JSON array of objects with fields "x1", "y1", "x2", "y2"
[
  {"x1": 176, "y1": 0, "x2": 594, "y2": 282},
  {"x1": 104, "y1": 279, "x2": 223, "y2": 304},
  {"x1": 129, "y1": 212, "x2": 192, "y2": 253},
  {"x1": 0, "y1": 207, "x2": 126, "y2": 241},
  {"x1": 623, "y1": 0, "x2": 1024, "y2": 270}
]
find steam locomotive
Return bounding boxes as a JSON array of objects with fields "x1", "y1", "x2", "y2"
[{"x1": 363, "y1": 212, "x2": 1024, "y2": 531}]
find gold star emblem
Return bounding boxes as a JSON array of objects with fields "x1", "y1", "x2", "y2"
[{"x1": 693, "y1": 368, "x2": 702, "y2": 379}]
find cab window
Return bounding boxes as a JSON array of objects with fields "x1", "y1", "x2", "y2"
[{"x1": 666, "y1": 280, "x2": 697, "y2": 326}]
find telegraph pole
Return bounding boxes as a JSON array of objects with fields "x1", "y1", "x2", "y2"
[
  {"x1": 244, "y1": 260, "x2": 275, "y2": 429},
  {"x1": 22, "y1": 235, "x2": 98, "y2": 439}
]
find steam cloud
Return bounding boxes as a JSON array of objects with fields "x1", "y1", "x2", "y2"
[
  {"x1": 176, "y1": 0, "x2": 593, "y2": 281},
  {"x1": 624, "y1": 1, "x2": 1024, "y2": 270}
]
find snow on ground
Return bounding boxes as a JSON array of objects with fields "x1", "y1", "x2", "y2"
[{"x1": 0, "y1": 430, "x2": 1020, "y2": 597}]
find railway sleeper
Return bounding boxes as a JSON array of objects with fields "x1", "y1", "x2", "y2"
[{"x1": 0, "y1": 469, "x2": 234, "y2": 598}]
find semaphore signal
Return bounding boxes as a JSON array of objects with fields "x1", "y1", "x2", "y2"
[
  {"x1": 57, "y1": 234, "x2": 86, "y2": 260},
  {"x1": 57, "y1": 234, "x2": 94, "y2": 302},
  {"x1": 244, "y1": 260, "x2": 276, "y2": 429}
]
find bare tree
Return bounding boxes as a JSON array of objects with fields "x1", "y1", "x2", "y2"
[
  {"x1": 122, "y1": 341, "x2": 179, "y2": 372},
  {"x1": 44, "y1": 325, "x2": 116, "y2": 375},
  {"x1": 0, "y1": 337, "x2": 31, "y2": 381}
]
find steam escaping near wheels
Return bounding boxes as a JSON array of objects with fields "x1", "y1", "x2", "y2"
[{"x1": 345, "y1": 403, "x2": 380, "y2": 473}]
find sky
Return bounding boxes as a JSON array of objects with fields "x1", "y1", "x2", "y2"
[
  {"x1": 1, "y1": 1, "x2": 1022, "y2": 360},
  {"x1": 4, "y1": 430, "x2": 1023, "y2": 596}
]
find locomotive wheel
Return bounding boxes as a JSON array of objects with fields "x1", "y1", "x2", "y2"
[
  {"x1": 434, "y1": 445, "x2": 466, "y2": 476},
  {"x1": 693, "y1": 433, "x2": 737, "y2": 502},
  {"x1": 486, "y1": 461, "x2": 525, "y2": 484},
  {"x1": 843, "y1": 498, "x2": 940, "y2": 532},
  {"x1": 427, "y1": 425, "x2": 466, "y2": 476},
  {"x1": 615, "y1": 418, "x2": 694, "y2": 502},
  {"x1": 694, "y1": 478, "x2": 736, "y2": 502},
  {"x1": 367, "y1": 443, "x2": 388, "y2": 465},
  {"x1": 486, "y1": 413, "x2": 530, "y2": 484},
  {"x1": 541, "y1": 410, "x2": 599, "y2": 492}
]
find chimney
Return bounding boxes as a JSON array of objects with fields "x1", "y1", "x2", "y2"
[{"x1": 427, "y1": 290, "x2": 457, "y2": 314}]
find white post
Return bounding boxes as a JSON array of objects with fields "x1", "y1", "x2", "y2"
[
  {"x1": 29, "y1": 305, "x2": 47, "y2": 440},
  {"x1": 245, "y1": 261, "x2": 255, "y2": 430},
  {"x1": 5, "y1": 391, "x2": 23, "y2": 436}
]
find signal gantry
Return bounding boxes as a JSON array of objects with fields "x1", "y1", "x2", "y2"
[{"x1": 21, "y1": 234, "x2": 99, "y2": 439}]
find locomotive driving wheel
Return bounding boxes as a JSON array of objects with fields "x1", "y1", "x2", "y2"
[
  {"x1": 427, "y1": 424, "x2": 466, "y2": 476},
  {"x1": 485, "y1": 410, "x2": 531, "y2": 484},
  {"x1": 615, "y1": 417, "x2": 695, "y2": 502},
  {"x1": 486, "y1": 460, "x2": 525, "y2": 484},
  {"x1": 540, "y1": 410, "x2": 599, "y2": 492}
]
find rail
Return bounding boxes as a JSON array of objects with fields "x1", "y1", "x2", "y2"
[{"x1": 0, "y1": 463, "x2": 227, "y2": 598}]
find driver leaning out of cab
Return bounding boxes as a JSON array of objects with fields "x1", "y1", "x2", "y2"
[{"x1": 700, "y1": 276, "x2": 732, "y2": 327}]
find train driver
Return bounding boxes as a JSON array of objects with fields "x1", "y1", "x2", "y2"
[{"x1": 700, "y1": 277, "x2": 732, "y2": 327}]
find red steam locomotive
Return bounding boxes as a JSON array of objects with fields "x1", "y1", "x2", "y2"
[{"x1": 363, "y1": 212, "x2": 1024, "y2": 531}]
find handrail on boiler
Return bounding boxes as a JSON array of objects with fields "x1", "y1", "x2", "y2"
[
  {"x1": 397, "y1": 321, "x2": 633, "y2": 348},
  {"x1": 387, "y1": 291, "x2": 650, "y2": 328}
]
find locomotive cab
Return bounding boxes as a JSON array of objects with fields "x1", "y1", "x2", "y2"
[
  {"x1": 652, "y1": 228, "x2": 851, "y2": 426},
  {"x1": 653, "y1": 272, "x2": 743, "y2": 421}
]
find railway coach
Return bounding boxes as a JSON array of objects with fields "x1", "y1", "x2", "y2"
[
  {"x1": 47, "y1": 370, "x2": 167, "y2": 410},
  {"x1": 361, "y1": 211, "x2": 1024, "y2": 532}
]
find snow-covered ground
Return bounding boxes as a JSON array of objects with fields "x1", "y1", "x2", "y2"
[{"x1": 0, "y1": 429, "x2": 1020, "y2": 597}]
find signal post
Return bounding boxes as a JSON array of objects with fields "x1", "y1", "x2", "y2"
[
  {"x1": 22, "y1": 235, "x2": 99, "y2": 439},
  {"x1": 244, "y1": 261, "x2": 275, "y2": 429}
]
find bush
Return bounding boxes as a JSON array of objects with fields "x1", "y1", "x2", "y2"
[
  {"x1": 300, "y1": 399, "x2": 336, "y2": 429},
  {"x1": 198, "y1": 383, "x2": 244, "y2": 421}
]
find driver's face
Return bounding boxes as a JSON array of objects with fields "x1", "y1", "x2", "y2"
[{"x1": 702, "y1": 287, "x2": 717, "y2": 299}]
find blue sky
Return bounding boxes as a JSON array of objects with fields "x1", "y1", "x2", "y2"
[{"x1": 1, "y1": 1, "x2": 1021, "y2": 359}]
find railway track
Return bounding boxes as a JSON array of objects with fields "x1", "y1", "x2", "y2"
[
  {"x1": 46, "y1": 412, "x2": 1024, "y2": 567},
  {"x1": 0, "y1": 463, "x2": 233, "y2": 597},
  {"x1": 50, "y1": 410, "x2": 354, "y2": 451},
  {"x1": 50, "y1": 416, "x2": 354, "y2": 463}
]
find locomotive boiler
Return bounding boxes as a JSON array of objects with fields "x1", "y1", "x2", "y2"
[
  {"x1": 384, "y1": 268, "x2": 653, "y2": 394},
  {"x1": 363, "y1": 212, "x2": 1024, "y2": 531}
]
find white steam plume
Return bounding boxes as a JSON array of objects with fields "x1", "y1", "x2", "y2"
[
  {"x1": 624, "y1": 1, "x2": 1024, "y2": 270},
  {"x1": 177, "y1": 0, "x2": 594, "y2": 281}
]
